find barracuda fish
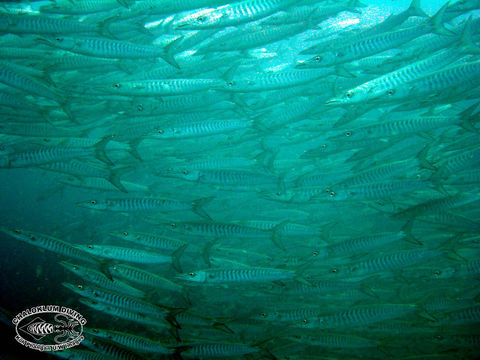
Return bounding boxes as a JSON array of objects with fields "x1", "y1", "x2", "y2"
[
  {"x1": 173, "y1": 0, "x2": 296, "y2": 29},
  {"x1": 72, "y1": 244, "x2": 184, "y2": 266},
  {"x1": 0, "y1": 227, "x2": 95, "y2": 262},
  {"x1": 63, "y1": 283, "x2": 167, "y2": 317},
  {"x1": 109, "y1": 230, "x2": 189, "y2": 251},
  {"x1": 96, "y1": 78, "x2": 225, "y2": 96},
  {"x1": 2, "y1": 140, "x2": 113, "y2": 168},
  {"x1": 326, "y1": 180, "x2": 434, "y2": 201},
  {"x1": 108, "y1": 263, "x2": 183, "y2": 293},
  {"x1": 152, "y1": 119, "x2": 252, "y2": 139},
  {"x1": 286, "y1": 333, "x2": 378, "y2": 348},
  {"x1": 84, "y1": 328, "x2": 173, "y2": 354},
  {"x1": 177, "y1": 267, "x2": 296, "y2": 283},
  {"x1": 174, "y1": 342, "x2": 259, "y2": 357},
  {"x1": 58, "y1": 261, "x2": 145, "y2": 297},
  {"x1": 76, "y1": 196, "x2": 213, "y2": 220},
  {"x1": 79, "y1": 298, "x2": 170, "y2": 330},
  {"x1": 222, "y1": 68, "x2": 333, "y2": 92},
  {"x1": 0, "y1": 12, "x2": 97, "y2": 35},
  {"x1": 40, "y1": 0, "x2": 133, "y2": 15},
  {"x1": 38, "y1": 37, "x2": 180, "y2": 68},
  {"x1": 301, "y1": 304, "x2": 418, "y2": 329}
]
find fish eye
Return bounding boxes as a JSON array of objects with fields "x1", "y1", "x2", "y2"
[
  {"x1": 77, "y1": 285, "x2": 83, "y2": 289},
  {"x1": 90, "y1": 200, "x2": 97, "y2": 205},
  {"x1": 227, "y1": 81, "x2": 234, "y2": 87},
  {"x1": 87, "y1": 245, "x2": 93, "y2": 249},
  {"x1": 92, "y1": 329, "x2": 99, "y2": 334},
  {"x1": 312, "y1": 251, "x2": 319, "y2": 256},
  {"x1": 55, "y1": 37, "x2": 63, "y2": 42},
  {"x1": 93, "y1": 292, "x2": 99, "y2": 297},
  {"x1": 196, "y1": 15, "x2": 206, "y2": 23},
  {"x1": 137, "y1": 104, "x2": 143, "y2": 111},
  {"x1": 345, "y1": 91, "x2": 353, "y2": 98},
  {"x1": 302, "y1": 319, "x2": 308, "y2": 324},
  {"x1": 387, "y1": 89, "x2": 394, "y2": 95},
  {"x1": 276, "y1": 191, "x2": 281, "y2": 196},
  {"x1": 329, "y1": 191, "x2": 335, "y2": 197},
  {"x1": 188, "y1": 272, "x2": 196, "y2": 277},
  {"x1": 434, "y1": 270, "x2": 441, "y2": 276},
  {"x1": 30, "y1": 236, "x2": 36, "y2": 241},
  {"x1": 314, "y1": 56, "x2": 321, "y2": 62},
  {"x1": 434, "y1": 335, "x2": 443, "y2": 340},
  {"x1": 261, "y1": 313, "x2": 267, "y2": 318},
  {"x1": 331, "y1": 268, "x2": 338, "y2": 273},
  {"x1": 157, "y1": 129, "x2": 164, "y2": 134},
  {"x1": 182, "y1": 170, "x2": 189, "y2": 175},
  {"x1": 345, "y1": 131, "x2": 352, "y2": 137},
  {"x1": 170, "y1": 223, "x2": 176, "y2": 228},
  {"x1": 113, "y1": 83, "x2": 121, "y2": 88},
  {"x1": 73, "y1": 265, "x2": 78, "y2": 270},
  {"x1": 122, "y1": 232, "x2": 128, "y2": 236},
  {"x1": 14, "y1": 229, "x2": 21, "y2": 234}
]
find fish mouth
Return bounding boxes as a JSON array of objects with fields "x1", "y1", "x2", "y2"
[
  {"x1": 295, "y1": 61, "x2": 308, "y2": 69},
  {"x1": 325, "y1": 98, "x2": 339, "y2": 105}
]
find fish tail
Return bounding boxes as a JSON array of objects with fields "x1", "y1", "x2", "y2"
[
  {"x1": 192, "y1": 196, "x2": 214, "y2": 220},
  {"x1": 107, "y1": 167, "x2": 131, "y2": 193},
  {"x1": 161, "y1": 36, "x2": 183, "y2": 69},
  {"x1": 94, "y1": 135, "x2": 115, "y2": 166},
  {"x1": 172, "y1": 244, "x2": 188, "y2": 273}
]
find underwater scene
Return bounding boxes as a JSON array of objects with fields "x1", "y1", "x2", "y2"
[{"x1": 0, "y1": 0, "x2": 480, "y2": 359}]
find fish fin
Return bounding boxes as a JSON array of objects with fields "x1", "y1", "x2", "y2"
[
  {"x1": 125, "y1": 138, "x2": 143, "y2": 161},
  {"x1": 407, "y1": 0, "x2": 427, "y2": 17},
  {"x1": 94, "y1": 135, "x2": 115, "y2": 166},
  {"x1": 172, "y1": 244, "x2": 188, "y2": 273},
  {"x1": 271, "y1": 222, "x2": 287, "y2": 251},
  {"x1": 99, "y1": 260, "x2": 114, "y2": 281},
  {"x1": 460, "y1": 111, "x2": 480, "y2": 134},
  {"x1": 201, "y1": 239, "x2": 218, "y2": 267},
  {"x1": 161, "y1": 36, "x2": 183, "y2": 69},
  {"x1": 459, "y1": 16, "x2": 480, "y2": 55},
  {"x1": 107, "y1": 167, "x2": 132, "y2": 193},
  {"x1": 221, "y1": 63, "x2": 240, "y2": 83},
  {"x1": 192, "y1": 196, "x2": 214, "y2": 220},
  {"x1": 430, "y1": 1, "x2": 455, "y2": 36},
  {"x1": 212, "y1": 321, "x2": 234, "y2": 334},
  {"x1": 97, "y1": 15, "x2": 119, "y2": 39},
  {"x1": 335, "y1": 64, "x2": 356, "y2": 78},
  {"x1": 416, "y1": 144, "x2": 437, "y2": 171},
  {"x1": 116, "y1": 0, "x2": 134, "y2": 7}
]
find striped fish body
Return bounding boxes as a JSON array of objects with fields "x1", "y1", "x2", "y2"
[
  {"x1": 0, "y1": 228, "x2": 93, "y2": 262},
  {"x1": 78, "y1": 198, "x2": 195, "y2": 212},
  {"x1": 308, "y1": 304, "x2": 417, "y2": 329},
  {"x1": 154, "y1": 119, "x2": 251, "y2": 138},
  {"x1": 330, "y1": 180, "x2": 433, "y2": 201},
  {"x1": 110, "y1": 263, "x2": 183, "y2": 292},
  {"x1": 224, "y1": 69, "x2": 331, "y2": 92},
  {"x1": 74, "y1": 245, "x2": 171, "y2": 264},
  {"x1": 326, "y1": 232, "x2": 404, "y2": 257},
  {"x1": 66, "y1": 284, "x2": 166, "y2": 317},
  {"x1": 287, "y1": 334, "x2": 377, "y2": 348},
  {"x1": 168, "y1": 222, "x2": 270, "y2": 239},
  {"x1": 85, "y1": 328, "x2": 173, "y2": 354},
  {"x1": 0, "y1": 13, "x2": 96, "y2": 34},
  {"x1": 177, "y1": 343, "x2": 258, "y2": 357},
  {"x1": 174, "y1": 0, "x2": 296, "y2": 29},
  {"x1": 179, "y1": 267, "x2": 295, "y2": 283},
  {"x1": 80, "y1": 299, "x2": 169, "y2": 330},
  {"x1": 99, "y1": 79, "x2": 225, "y2": 96},
  {"x1": 58, "y1": 261, "x2": 145, "y2": 297},
  {"x1": 0, "y1": 63, "x2": 59, "y2": 101},
  {"x1": 40, "y1": 37, "x2": 178, "y2": 68},
  {"x1": 110, "y1": 231, "x2": 187, "y2": 251}
]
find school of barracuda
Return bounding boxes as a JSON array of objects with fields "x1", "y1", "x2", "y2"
[{"x1": 0, "y1": 0, "x2": 480, "y2": 359}]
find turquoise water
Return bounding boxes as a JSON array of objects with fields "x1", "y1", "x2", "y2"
[{"x1": 0, "y1": 0, "x2": 479, "y2": 359}]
